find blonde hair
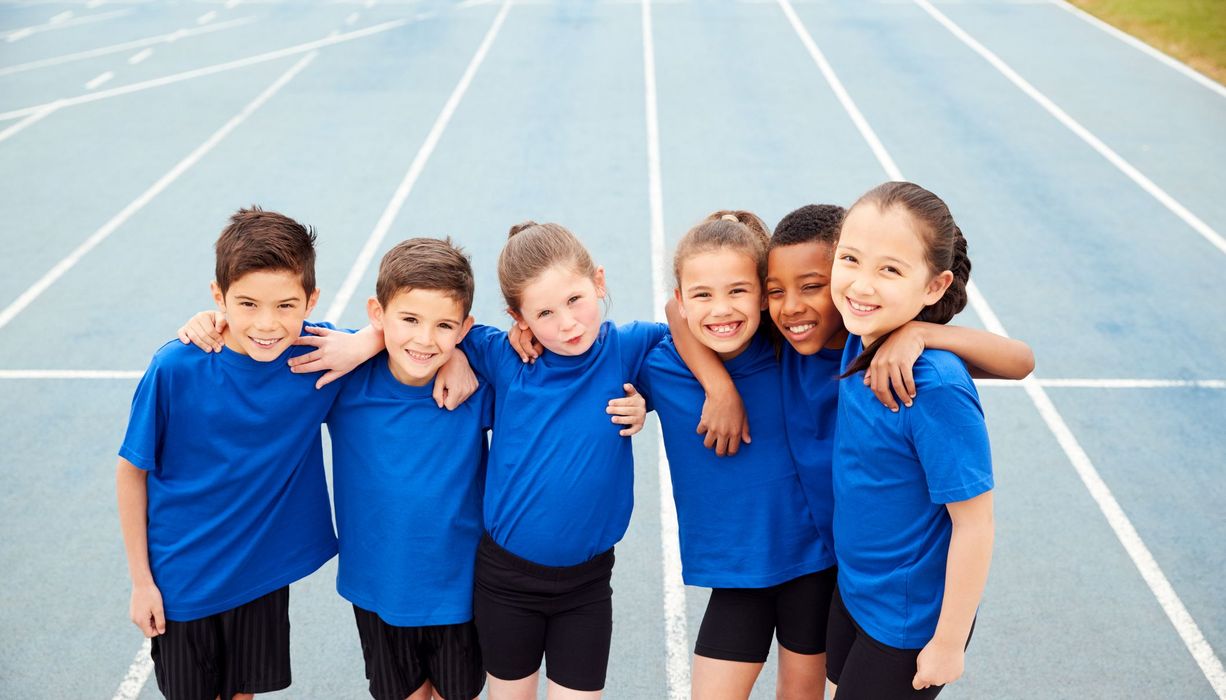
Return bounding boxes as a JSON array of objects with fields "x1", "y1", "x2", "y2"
[
  {"x1": 497, "y1": 221, "x2": 598, "y2": 313},
  {"x1": 673, "y1": 210, "x2": 769, "y2": 287}
]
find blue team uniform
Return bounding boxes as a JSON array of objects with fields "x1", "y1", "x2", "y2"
[
  {"x1": 326, "y1": 352, "x2": 494, "y2": 626},
  {"x1": 834, "y1": 336, "x2": 994, "y2": 649},
  {"x1": 779, "y1": 344, "x2": 842, "y2": 556},
  {"x1": 461, "y1": 321, "x2": 665, "y2": 567},
  {"x1": 636, "y1": 333, "x2": 831, "y2": 588},
  {"x1": 119, "y1": 326, "x2": 341, "y2": 622}
]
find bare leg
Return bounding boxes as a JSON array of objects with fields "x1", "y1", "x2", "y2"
[
  {"x1": 487, "y1": 671, "x2": 540, "y2": 700},
  {"x1": 691, "y1": 654, "x2": 763, "y2": 700},
  {"x1": 546, "y1": 678, "x2": 603, "y2": 700},
  {"x1": 407, "y1": 678, "x2": 432, "y2": 700},
  {"x1": 776, "y1": 648, "x2": 826, "y2": 700}
]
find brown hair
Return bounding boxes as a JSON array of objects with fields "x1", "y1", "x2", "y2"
[
  {"x1": 375, "y1": 237, "x2": 475, "y2": 315},
  {"x1": 841, "y1": 181, "x2": 972, "y2": 377},
  {"x1": 673, "y1": 210, "x2": 769, "y2": 288},
  {"x1": 497, "y1": 221, "x2": 597, "y2": 313},
  {"x1": 214, "y1": 206, "x2": 316, "y2": 295}
]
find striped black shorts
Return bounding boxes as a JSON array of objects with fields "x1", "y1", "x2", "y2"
[
  {"x1": 150, "y1": 586, "x2": 291, "y2": 700},
  {"x1": 352, "y1": 605, "x2": 485, "y2": 700}
]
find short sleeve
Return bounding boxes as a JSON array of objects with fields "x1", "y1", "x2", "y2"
[
  {"x1": 460, "y1": 324, "x2": 519, "y2": 387},
  {"x1": 910, "y1": 382, "x2": 993, "y2": 504},
  {"x1": 118, "y1": 356, "x2": 167, "y2": 472},
  {"x1": 618, "y1": 321, "x2": 668, "y2": 379},
  {"x1": 478, "y1": 385, "x2": 495, "y2": 431}
]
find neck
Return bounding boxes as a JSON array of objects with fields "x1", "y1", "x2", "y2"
[
  {"x1": 716, "y1": 339, "x2": 753, "y2": 362},
  {"x1": 386, "y1": 355, "x2": 435, "y2": 387}
]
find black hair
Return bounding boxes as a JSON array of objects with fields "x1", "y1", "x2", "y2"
[{"x1": 770, "y1": 204, "x2": 845, "y2": 250}]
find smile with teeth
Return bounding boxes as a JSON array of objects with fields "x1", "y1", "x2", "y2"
[
  {"x1": 250, "y1": 336, "x2": 282, "y2": 348},
  {"x1": 405, "y1": 349, "x2": 436, "y2": 363},
  {"x1": 705, "y1": 321, "x2": 742, "y2": 337},
  {"x1": 847, "y1": 299, "x2": 879, "y2": 314},
  {"x1": 786, "y1": 322, "x2": 816, "y2": 335}
]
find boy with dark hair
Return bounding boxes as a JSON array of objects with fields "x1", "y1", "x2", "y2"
[
  {"x1": 117, "y1": 207, "x2": 341, "y2": 700},
  {"x1": 325, "y1": 237, "x2": 491, "y2": 700}
]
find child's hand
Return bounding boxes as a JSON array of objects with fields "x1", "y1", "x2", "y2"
[
  {"x1": 434, "y1": 350, "x2": 478, "y2": 410},
  {"x1": 508, "y1": 324, "x2": 542, "y2": 363},
  {"x1": 129, "y1": 582, "x2": 166, "y2": 638},
  {"x1": 697, "y1": 388, "x2": 751, "y2": 457},
  {"x1": 177, "y1": 310, "x2": 225, "y2": 353},
  {"x1": 912, "y1": 637, "x2": 964, "y2": 690},
  {"x1": 289, "y1": 326, "x2": 368, "y2": 389},
  {"x1": 866, "y1": 322, "x2": 925, "y2": 411},
  {"x1": 608, "y1": 384, "x2": 646, "y2": 437}
]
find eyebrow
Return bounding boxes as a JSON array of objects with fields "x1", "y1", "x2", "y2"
[{"x1": 236, "y1": 295, "x2": 301, "y2": 303}]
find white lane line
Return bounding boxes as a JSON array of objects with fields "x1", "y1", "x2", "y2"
[
  {"x1": 345, "y1": 11, "x2": 360, "y2": 25},
  {"x1": 324, "y1": 0, "x2": 512, "y2": 323},
  {"x1": 196, "y1": 10, "x2": 217, "y2": 25},
  {"x1": 1051, "y1": 0, "x2": 1226, "y2": 100},
  {"x1": 0, "y1": 53, "x2": 317, "y2": 334},
  {"x1": 0, "y1": 18, "x2": 256, "y2": 78},
  {"x1": 0, "y1": 102, "x2": 60, "y2": 145},
  {"x1": 226, "y1": 0, "x2": 242, "y2": 7},
  {"x1": 49, "y1": 10, "x2": 74, "y2": 23},
  {"x1": 458, "y1": 0, "x2": 495, "y2": 7},
  {"x1": 87, "y1": 0, "x2": 106, "y2": 8},
  {"x1": 3, "y1": 8, "x2": 131, "y2": 42},
  {"x1": 127, "y1": 47, "x2": 153, "y2": 65},
  {"x1": 778, "y1": 3, "x2": 1226, "y2": 694},
  {"x1": 0, "y1": 19, "x2": 409, "y2": 121},
  {"x1": 85, "y1": 70, "x2": 114, "y2": 89},
  {"x1": 110, "y1": 637, "x2": 152, "y2": 700},
  {"x1": 912, "y1": 0, "x2": 1226, "y2": 257},
  {"x1": 977, "y1": 378, "x2": 1226, "y2": 390},
  {"x1": 641, "y1": 1, "x2": 689, "y2": 697},
  {"x1": 0, "y1": 370, "x2": 144, "y2": 379}
]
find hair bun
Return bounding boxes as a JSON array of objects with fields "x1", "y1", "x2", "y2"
[
  {"x1": 508, "y1": 221, "x2": 538, "y2": 238},
  {"x1": 720, "y1": 213, "x2": 739, "y2": 223}
]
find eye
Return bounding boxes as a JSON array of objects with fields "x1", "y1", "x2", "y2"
[
  {"x1": 838, "y1": 254, "x2": 857, "y2": 264},
  {"x1": 402, "y1": 316, "x2": 419, "y2": 325},
  {"x1": 730, "y1": 287, "x2": 748, "y2": 295},
  {"x1": 766, "y1": 287, "x2": 783, "y2": 298},
  {"x1": 690, "y1": 291, "x2": 711, "y2": 300},
  {"x1": 568, "y1": 295, "x2": 581, "y2": 305},
  {"x1": 802, "y1": 283, "x2": 826, "y2": 293},
  {"x1": 882, "y1": 266, "x2": 900, "y2": 276},
  {"x1": 438, "y1": 322, "x2": 454, "y2": 331},
  {"x1": 278, "y1": 302, "x2": 296, "y2": 309},
  {"x1": 537, "y1": 310, "x2": 552, "y2": 319},
  {"x1": 239, "y1": 301, "x2": 256, "y2": 308}
]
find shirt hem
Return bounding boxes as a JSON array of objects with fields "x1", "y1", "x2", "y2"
[
  {"x1": 682, "y1": 555, "x2": 834, "y2": 590},
  {"x1": 930, "y1": 476, "x2": 994, "y2": 504},
  {"x1": 339, "y1": 587, "x2": 473, "y2": 627}
]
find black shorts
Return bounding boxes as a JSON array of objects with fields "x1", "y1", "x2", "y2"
[
  {"x1": 352, "y1": 606, "x2": 485, "y2": 700},
  {"x1": 695, "y1": 566, "x2": 837, "y2": 663},
  {"x1": 150, "y1": 586, "x2": 291, "y2": 700},
  {"x1": 472, "y1": 534, "x2": 615, "y2": 692},
  {"x1": 826, "y1": 587, "x2": 974, "y2": 699}
]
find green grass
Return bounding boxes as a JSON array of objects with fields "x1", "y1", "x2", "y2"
[{"x1": 1067, "y1": 0, "x2": 1226, "y2": 84}]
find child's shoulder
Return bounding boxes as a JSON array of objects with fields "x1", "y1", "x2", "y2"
[
  {"x1": 914, "y1": 348, "x2": 975, "y2": 391},
  {"x1": 148, "y1": 338, "x2": 209, "y2": 371}
]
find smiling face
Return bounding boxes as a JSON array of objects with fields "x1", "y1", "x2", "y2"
[
  {"x1": 766, "y1": 241, "x2": 847, "y2": 354},
  {"x1": 211, "y1": 269, "x2": 318, "y2": 361},
  {"x1": 513, "y1": 265, "x2": 606, "y2": 356},
  {"x1": 831, "y1": 204, "x2": 952, "y2": 347},
  {"x1": 369, "y1": 288, "x2": 473, "y2": 386},
  {"x1": 676, "y1": 248, "x2": 763, "y2": 360}
]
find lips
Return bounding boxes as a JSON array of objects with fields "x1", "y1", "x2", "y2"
[
  {"x1": 704, "y1": 321, "x2": 743, "y2": 338},
  {"x1": 783, "y1": 321, "x2": 817, "y2": 339},
  {"x1": 249, "y1": 336, "x2": 282, "y2": 349},
  {"x1": 405, "y1": 348, "x2": 436, "y2": 364},
  {"x1": 845, "y1": 298, "x2": 879, "y2": 316}
]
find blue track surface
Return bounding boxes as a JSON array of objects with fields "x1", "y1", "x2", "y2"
[{"x1": 2, "y1": 1, "x2": 1223, "y2": 698}]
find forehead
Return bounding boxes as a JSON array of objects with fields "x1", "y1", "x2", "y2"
[
  {"x1": 680, "y1": 248, "x2": 759, "y2": 286},
  {"x1": 385, "y1": 287, "x2": 465, "y2": 317},
  {"x1": 226, "y1": 269, "x2": 307, "y2": 298},
  {"x1": 768, "y1": 241, "x2": 834, "y2": 276},
  {"x1": 522, "y1": 265, "x2": 595, "y2": 304},
  {"x1": 839, "y1": 205, "x2": 927, "y2": 261}
]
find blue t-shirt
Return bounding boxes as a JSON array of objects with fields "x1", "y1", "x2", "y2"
[
  {"x1": 326, "y1": 353, "x2": 494, "y2": 626},
  {"x1": 119, "y1": 326, "x2": 341, "y2": 621},
  {"x1": 833, "y1": 335, "x2": 994, "y2": 649},
  {"x1": 462, "y1": 321, "x2": 666, "y2": 567},
  {"x1": 637, "y1": 334, "x2": 831, "y2": 588},
  {"x1": 779, "y1": 344, "x2": 842, "y2": 556}
]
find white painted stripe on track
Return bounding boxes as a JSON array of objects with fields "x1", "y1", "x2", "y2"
[
  {"x1": 127, "y1": 47, "x2": 153, "y2": 64},
  {"x1": 0, "y1": 52, "x2": 318, "y2": 334},
  {"x1": 0, "y1": 17, "x2": 255, "y2": 77},
  {"x1": 779, "y1": 2, "x2": 1226, "y2": 696},
  {"x1": 323, "y1": 0, "x2": 513, "y2": 324},
  {"x1": 2, "y1": 8, "x2": 131, "y2": 42},
  {"x1": 110, "y1": 637, "x2": 152, "y2": 700},
  {"x1": 196, "y1": 10, "x2": 217, "y2": 25},
  {"x1": 912, "y1": 0, "x2": 1226, "y2": 257},
  {"x1": 1050, "y1": 0, "x2": 1226, "y2": 100},
  {"x1": 0, "y1": 19, "x2": 410, "y2": 121},
  {"x1": 0, "y1": 369, "x2": 143, "y2": 379},
  {"x1": 85, "y1": 70, "x2": 114, "y2": 89},
  {"x1": 976, "y1": 378, "x2": 1226, "y2": 390},
  {"x1": 0, "y1": 102, "x2": 61, "y2": 145},
  {"x1": 640, "y1": 0, "x2": 689, "y2": 697}
]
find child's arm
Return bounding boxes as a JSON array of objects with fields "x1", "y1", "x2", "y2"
[
  {"x1": 608, "y1": 383, "x2": 647, "y2": 437},
  {"x1": 913, "y1": 491, "x2": 994, "y2": 691},
  {"x1": 177, "y1": 310, "x2": 225, "y2": 352},
  {"x1": 432, "y1": 348, "x2": 479, "y2": 410},
  {"x1": 287, "y1": 325, "x2": 383, "y2": 388},
  {"x1": 116, "y1": 458, "x2": 165, "y2": 638},
  {"x1": 868, "y1": 323, "x2": 1035, "y2": 411},
  {"x1": 664, "y1": 298, "x2": 750, "y2": 456}
]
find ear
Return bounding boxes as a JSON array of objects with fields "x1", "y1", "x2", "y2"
[
  {"x1": 922, "y1": 270, "x2": 955, "y2": 307},
  {"x1": 210, "y1": 281, "x2": 226, "y2": 312},
  {"x1": 507, "y1": 307, "x2": 529, "y2": 331},
  {"x1": 456, "y1": 315, "x2": 476, "y2": 343},
  {"x1": 305, "y1": 288, "x2": 320, "y2": 316},
  {"x1": 367, "y1": 296, "x2": 385, "y2": 331},
  {"x1": 593, "y1": 266, "x2": 607, "y2": 298},
  {"x1": 673, "y1": 287, "x2": 687, "y2": 320}
]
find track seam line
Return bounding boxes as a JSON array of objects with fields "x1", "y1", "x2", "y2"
[{"x1": 777, "y1": 2, "x2": 1226, "y2": 696}]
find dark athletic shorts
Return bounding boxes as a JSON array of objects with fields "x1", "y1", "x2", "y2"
[
  {"x1": 695, "y1": 565, "x2": 837, "y2": 663},
  {"x1": 352, "y1": 605, "x2": 485, "y2": 700},
  {"x1": 472, "y1": 534, "x2": 615, "y2": 692},
  {"x1": 150, "y1": 586, "x2": 291, "y2": 700},
  {"x1": 826, "y1": 587, "x2": 975, "y2": 700}
]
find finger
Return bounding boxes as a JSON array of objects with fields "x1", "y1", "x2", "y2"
[
  {"x1": 623, "y1": 383, "x2": 639, "y2": 397},
  {"x1": 177, "y1": 328, "x2": 190, "y2": 345},
  {"x1": 432, "y1": 381, "x2": 445, "y2": 408},
  {"x1": 444, "y1": 388, "x2": 461, "y2": 410},
  {"x1": 302, "y1": 325, "x2": 328, "y2": 336},
  {"x1": 702, "y1": 431, "x2": 717, "y2": 450},
  {"x1": 726, "y1": 434, "x2": 741, "y2": 456},
  {"x1": 291, "y1": 335, "x2": 325, "y2": 350},
  {"x1": 696, "y1": 419, "x2": 709, "y2": 436},
  {"x1": 890, "y1": 366, "x2": 911, "y2": 408},
  {"x1": 741, "y1": 417, "x2": 752, "y2": 444},
  {"x1": 315, "y1": 370, "x2": 340, "y2": 390},
  {"x1": 873, "y1": 367, "x2": 898, "y2": 411},
  {"x1": 912, "y1": 674, "x2": 924, "y2": 691},
  {"x1": 715, "y1": 435, "x2": 729, "y2": 457},
  {"x1": 153, "y1": 606, "x2": 166, "y2": 636},
  {"x1": 529, "y1": 339, "x2": 543, "y2": 359},
  {"x1": 863, "y1": 368, "x2": 872, "y2": 385},
  {"x1": 903, "y1": 365, "x2": 917, "y2": 400}
]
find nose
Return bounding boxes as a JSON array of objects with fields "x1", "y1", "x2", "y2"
[
  {"x1": 782, "y1": 289, "x2": 805, "y2": 316},
  {"x1": 558, "y1": 310, "x2": 578, "y2": 332},
  {"x1": 849, "y1": 270, "x2": 874, "y2": 297},
  {"x1": 255, "y1": 306, "x2": 278, "y2": 330}
]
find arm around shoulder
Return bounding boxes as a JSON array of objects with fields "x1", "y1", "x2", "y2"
[{"x1": 917, "y1": 322, "x2": 1034, "y2": 380}]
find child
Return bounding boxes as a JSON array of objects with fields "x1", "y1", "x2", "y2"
[
  {"x1": 324, "y1": 238, "x2": 491, "y2": 700},
  {"x1": 826, "y1": 181, "x2": 994, "y2": 698},
  {"x1": 116, "y1": 207, "x2": 339, "y2": 700},
  {"x1": 638, "y1": 212, "x2": 833, "y2": 700}
]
